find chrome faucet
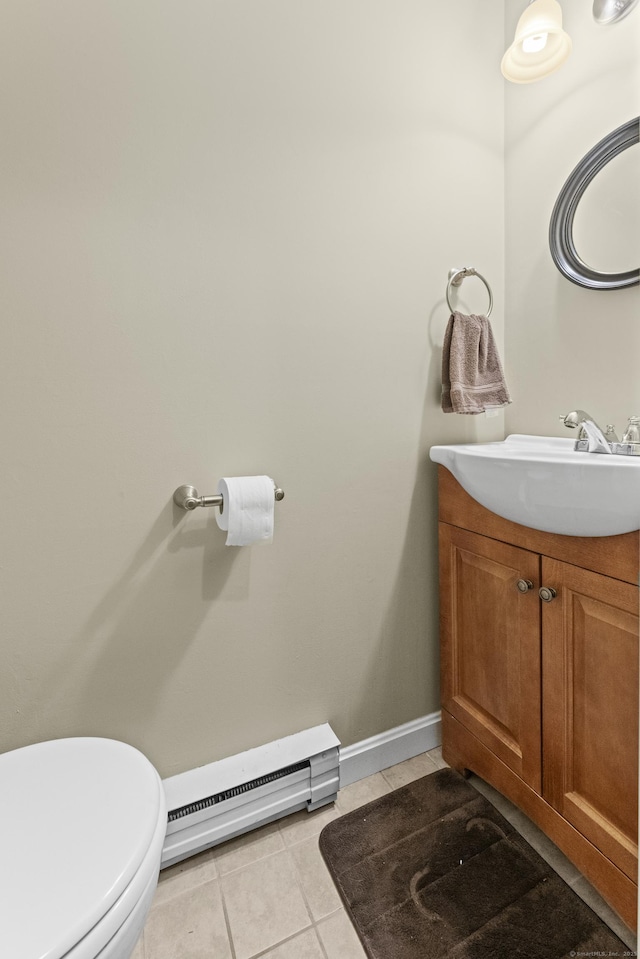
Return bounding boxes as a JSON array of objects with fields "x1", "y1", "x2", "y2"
[{"x1": 560, "y1": 410, "x2": 618, "y2": 454}]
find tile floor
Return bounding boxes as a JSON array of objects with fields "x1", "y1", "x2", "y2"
[{"x1": 132, "y1": 747, "x2": 637, "y2": 959}]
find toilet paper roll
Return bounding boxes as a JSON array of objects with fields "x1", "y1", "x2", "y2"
[{"x1": 215, "y1": 476, "x2": 275, "y2": 546}]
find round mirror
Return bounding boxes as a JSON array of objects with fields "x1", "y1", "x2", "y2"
[
  {"x1": 573, "y1": 146, "x2": 639, "y2": 274},
  {"x1": 549, "y1": 116, "x2": 639, "y2": 291}
]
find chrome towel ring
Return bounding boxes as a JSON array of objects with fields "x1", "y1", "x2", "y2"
[{"x1": 446, "y1": 267, "x2": 493, "y2": 317}]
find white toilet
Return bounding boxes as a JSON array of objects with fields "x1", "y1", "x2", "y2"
[{"x1": 0, "y1": 737, "x2": 167, "y2": 959}]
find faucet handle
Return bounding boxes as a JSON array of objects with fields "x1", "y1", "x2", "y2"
[{"x1": 622, "y1": 416, "x2": 640, "y2": 444}]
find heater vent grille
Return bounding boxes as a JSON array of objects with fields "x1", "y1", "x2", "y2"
[
  {"x1": 168, "y1": 759, "x2": 311, "y2": 823},
  {"x1": 161, "y1": 724, "x2": 340, "y2": 867}
]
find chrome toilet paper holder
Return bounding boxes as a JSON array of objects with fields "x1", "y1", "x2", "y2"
[{"x1": 173, "y1": 484, "x2": 285, "y2": 512}]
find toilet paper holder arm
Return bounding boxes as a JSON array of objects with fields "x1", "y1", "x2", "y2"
[{"x1": 173, "y1": 484, "x2": 285, "y2": 512}]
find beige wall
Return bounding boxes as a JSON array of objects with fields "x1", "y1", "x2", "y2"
[
  {"x1": 504, "y1": 0, "x2": 640, "y2": 437},
  {"x1": 0, "y1": 2, "x2": 505, "y2": 776}
]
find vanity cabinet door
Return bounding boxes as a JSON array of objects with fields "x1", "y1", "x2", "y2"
[
  {"x1": 439, "y1": 523, "x2": 542, "y2": 790},
  {"x1": 541, "y1": 557, "x2": 639, "y2": 883}
]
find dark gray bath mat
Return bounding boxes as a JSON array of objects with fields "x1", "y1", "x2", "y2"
[{"x1": 319, "y1": 767, "x2": 633, "y2": 959}]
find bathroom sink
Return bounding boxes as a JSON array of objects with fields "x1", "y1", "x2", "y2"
[{"x1": 429, "y1": 434, "x2": 640, "y2": 537}]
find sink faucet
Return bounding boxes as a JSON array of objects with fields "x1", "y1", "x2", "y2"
[{"x1": 560, "y1": 410, "x2": 618, "y2": 454}]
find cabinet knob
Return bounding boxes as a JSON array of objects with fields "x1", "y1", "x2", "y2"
[
  {"x1": 539, "y1": 586, "x2": 557, "y2": 603},
  {"x1": 516, "y1": 579, "x2": 534, "y2": 593}
]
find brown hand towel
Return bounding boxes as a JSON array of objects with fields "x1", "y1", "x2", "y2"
[{"x1": 441, "y1": 311, "x2": 512, "y2": 414}]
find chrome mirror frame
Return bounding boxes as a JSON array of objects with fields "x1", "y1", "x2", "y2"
[{"x1": 549, "y1": 116, "x2": 639, "y2": 291}]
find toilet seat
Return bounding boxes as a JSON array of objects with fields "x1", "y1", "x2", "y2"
[
  {"x1": 62, "y1": 802, "x2": 166, "y2": 959},
  {"x1": 0, "y1": 738, "x2": 167, "y2": 959}
]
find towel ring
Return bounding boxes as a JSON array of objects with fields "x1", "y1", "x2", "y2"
[{"x1": 446, "y1": 267, "x2": 493, "y2": 317}]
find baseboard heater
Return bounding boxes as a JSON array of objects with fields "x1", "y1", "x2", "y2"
[{"x1": 161, "y1": 723, "x2": 340, "y2": 868}]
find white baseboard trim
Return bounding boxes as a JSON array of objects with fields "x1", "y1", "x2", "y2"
[{"x1": 339, "y1": 711, "x2": 442, "y2": 788}]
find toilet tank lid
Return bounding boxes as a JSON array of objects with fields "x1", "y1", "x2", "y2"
[{"x1": 0, "y1": 737, "x2": 165, "y2": 959}]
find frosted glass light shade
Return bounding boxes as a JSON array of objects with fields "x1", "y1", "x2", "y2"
[{"x1": 502, "y1": 0, "x2": 572, "y2": 83}]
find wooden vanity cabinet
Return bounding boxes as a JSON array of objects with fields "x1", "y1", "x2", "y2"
[
  {"x1": 542, "y1": 557, "x2": 639, "y2": 886},
  {"x1": 437, "y1": 466, "x2": 639, "y2": 930},
  {"x1": 439, "y1": 523, "x2": 543, "y2": 790}
]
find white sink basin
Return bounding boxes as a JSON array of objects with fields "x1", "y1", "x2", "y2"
[{"x1": 430, "y1": 434, "x2": 640, "y2": 537}]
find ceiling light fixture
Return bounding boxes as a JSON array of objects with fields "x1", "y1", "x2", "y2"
[
  {"x1": 502, "y1": 0, "x2": 572, "y2": 83},
  {"x1": 593, "y1": 0, "x2": 640, "y2": 25}
]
